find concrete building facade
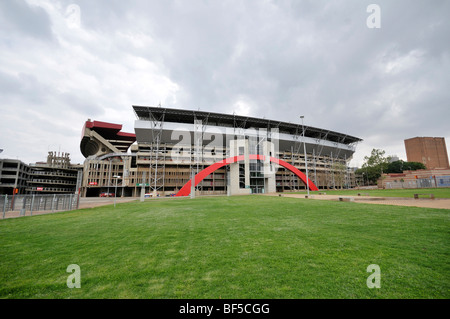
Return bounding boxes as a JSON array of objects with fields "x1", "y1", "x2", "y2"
[
  {"x1": 0, "y1": 159, "x2": 31, "y2": 195},
  {"x1": 0, "y1": 153, "x2": 82, "y2": 195},
  {"x1": 26, "y1": 152, "x2": 83, "y2": 194}
]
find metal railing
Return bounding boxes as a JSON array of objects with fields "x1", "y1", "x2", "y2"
[
  {"x1": 1, "y1": 194, "x2": 80, "y2": 219},
  {"x1": 28, "y1": 179, "x2": 77, "y2": 185},
  {"x1": 31, "y1": 170, "x2": 77, "y2": 177}
]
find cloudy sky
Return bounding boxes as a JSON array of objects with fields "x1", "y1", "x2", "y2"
[{"x1": 1, "y1": 0, "x2": 449, "y2": 167}]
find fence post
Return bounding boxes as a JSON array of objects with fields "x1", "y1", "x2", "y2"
[
  {"x1": 11, "y1": 193, "x2": 15, "y2": 211},
  {"x1": 30, "y1": 194, "x2": 35, "y2": 216},
  {"x1": 52, "y1": 194, "x2": 56, "y2": 212},
  {"x1": 69, "y1": 194, "x2": 73, "y2": 210},
  {"x1": 22, "y1": 196, "x2": 27, "y2": 214},
  {"x1": 76, "y1": 189, "x2": 81, "y2": 210},
  {"x1": 2, "y1": 195, "x2": 7, "y2": 219}
]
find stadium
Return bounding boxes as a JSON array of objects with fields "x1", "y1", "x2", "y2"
[{"x1": 79, "y1": 106, "x2": 362, "y2": 197}]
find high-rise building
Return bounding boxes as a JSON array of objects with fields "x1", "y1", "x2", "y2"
[
  {"x1": 404, "y1": 137, "x2": 450, "y2": 169},
  {"x1": 0, "y1": 159, "x2": 30, "y2": 195}
]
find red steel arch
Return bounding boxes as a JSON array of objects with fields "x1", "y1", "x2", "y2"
[{"x1": 175, "y1": 154, "x2": 319, "y2": 197}]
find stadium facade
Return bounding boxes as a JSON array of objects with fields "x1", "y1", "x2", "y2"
[{"x1": 80, "y1": 106, "x2": 362, "y2": 197}]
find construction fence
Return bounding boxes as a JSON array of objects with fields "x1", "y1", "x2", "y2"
[
  {"x1": 1, "y1": 194, "x2": 80, "y2": 219},
  {"x1": 384, "y1": 176, "x2": 450, "y2": 189}
]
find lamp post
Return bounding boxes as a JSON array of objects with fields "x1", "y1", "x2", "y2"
[
  {"x1": 300, "y1": 116, "x2": 310, "y2": 197},
  {"x1": 113, "y1": 175, "x2": 121, "y2": 208}
]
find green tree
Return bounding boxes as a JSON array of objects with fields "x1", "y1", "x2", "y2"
[
  {"x1": 404, "y1": 161, "x2": 426, "y2": 171},
  {"x1": 386, "y1": 160, "x2": 404, "y2": 173},
  {"x1": 386, "y1": 160, "x2": 426, "y2": 173},
  {"x1": 363, "y1": 149, "x2": 391, "y2": 169},
  {"x1": 356, "y1": 149, "x2": 391, "y2": 185}
]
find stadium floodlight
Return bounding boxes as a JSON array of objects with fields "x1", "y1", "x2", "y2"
[
  {"x1": 300, "y1": 116, "x2": 310, "y2": 197},
  {"x1": 0, "y1": 149, "x2": 3, "y2": 154}
]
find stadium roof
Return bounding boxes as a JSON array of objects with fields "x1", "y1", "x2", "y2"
[
  {"x1": 84, "y1": 120, "x2": 136, "y2": 141},
  {"x1": 132, "y1": 105, "x2": 362, "y2": 145},
  {"x1": 80, "y1": 120, "x2": 136, "y2": 158}
]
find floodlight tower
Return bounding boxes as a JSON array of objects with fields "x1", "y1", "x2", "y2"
[{"x1": 300, "y1": 116, "x2": 310, "y2": 197}]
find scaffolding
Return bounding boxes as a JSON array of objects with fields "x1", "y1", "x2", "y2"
[
  {"x1": 114, "y1": 106, "x2": 364, "y2": 195},
  {"x1": 147, "y1": 108, "x2": 166, "y2": 195},
  {"x1": 290, "y1": 125, "x2": 303, "y2": 191}
]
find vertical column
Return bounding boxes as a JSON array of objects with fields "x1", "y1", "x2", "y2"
[
  {"x1": 190, "y1": 170, "x2": 195, "y2": 199},
  {"x1": 229, "y1": 140, "x2": 239, "y2": 195},
  {"x1": 263, "y1": 140, "x2": 276, "y2": 194},
  {"x1": 140, "y1": 172, "x2": 146, "y2": 202},
  {"x1": 229, "y1": 139, "x2": 251, "y2": 195}
]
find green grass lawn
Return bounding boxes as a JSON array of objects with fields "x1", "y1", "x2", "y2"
[
  {"x1": 0, "y1": 195, "x2": 449, "y2": 299},
  {"x1": 292, "y1": 188, "x2": 450, "y2": 198}
]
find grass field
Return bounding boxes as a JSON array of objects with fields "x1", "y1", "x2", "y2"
[
  {"x1": 292, "y1": 188, "x2": 450, "y2": 198},
  {"x1": 0, "y1": 195, "x2": 449, "y2": 299}
]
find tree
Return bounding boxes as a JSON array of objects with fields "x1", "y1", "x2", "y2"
[
  {"x1": 386, "y1": 160, "x2": 404, "y2": 173},
  {"x1": 363, "y1": 149, "x2": 391, "y2": 171},
  {"x1": 356, "y1": 149, "x2": 391, "y2": 184},
  {"x1": 404, "y1": 161, "x2": 426, "y2": 171},
  {"x1": 386, "y1": 160, "x2": 426, "y2": 174}
]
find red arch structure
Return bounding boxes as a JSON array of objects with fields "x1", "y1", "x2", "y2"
[{"x1": 175, "y1": 154, "x2": 319, "y2": 197}]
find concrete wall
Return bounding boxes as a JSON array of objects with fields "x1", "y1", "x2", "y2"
[{"x1": 379, "y1": 168, "x2": 450, "y2": 189}]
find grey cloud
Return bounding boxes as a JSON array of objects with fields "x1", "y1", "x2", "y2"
[
  {"x1": 0, "y1": 0, "x2": 53, "y2": 40},
  {"x1": 59, "y1": 92, "x2": 104, "y2": 117},
  {"x1": 0, "y1": 71, "x2": 49, "y2": 104},
  {"x1": 1, "y1": 0, "x2": 449, "y2": 165}
]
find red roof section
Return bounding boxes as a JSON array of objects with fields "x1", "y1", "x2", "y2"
[
  {"x1": 84, "y1": 120, "x2": 136, "y2": 140},
  {"x1": 85, "y1": 120, "x2": 123, "y2": 131}
]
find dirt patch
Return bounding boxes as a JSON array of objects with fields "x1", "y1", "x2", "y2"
[
  {"x1": 269, "y1": 193, "x2": 450, "y2": 210},
  {"x1": 77, "y1": 197, "x2": 138, "y2": 209}
]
